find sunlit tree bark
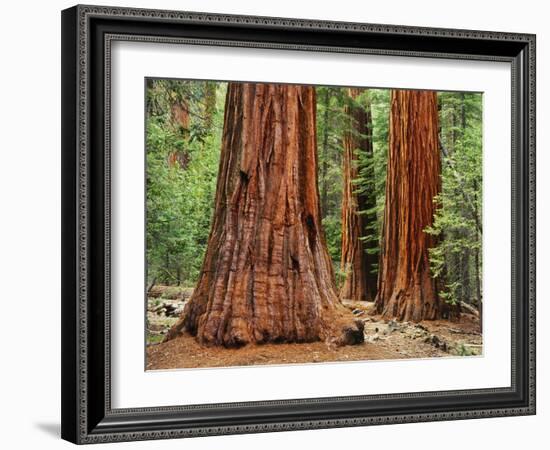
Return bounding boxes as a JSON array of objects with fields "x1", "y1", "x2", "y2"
[{"x1": 375, "y1": 90, "x2": 442, "y2": 322}]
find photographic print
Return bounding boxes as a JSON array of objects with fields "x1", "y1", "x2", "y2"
[
  {"x1": 61, "y1": 7, "x2": 535, "y2": 441},
  {"x1": 145, "y1": 79, "x2": 483, "y2": 370}
]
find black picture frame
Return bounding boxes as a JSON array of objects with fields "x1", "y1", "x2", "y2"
[{"x1": 61, "y1": 4, "x2": 536, "y2": 444}]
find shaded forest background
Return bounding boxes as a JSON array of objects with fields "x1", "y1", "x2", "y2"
[{"x1": 145, "y1": 79, "x2": 482, "y2": 328}]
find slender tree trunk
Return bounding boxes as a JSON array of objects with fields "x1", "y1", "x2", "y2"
[
  {"x1": 474, "y1": 245, "x2": 482, "y2": 327},
  {"x1": 473, "y1": 178, "x2": 483, "y2": 328},
  {"x1": 147, "y1": 277, "x2": 157, "y2": 294},
  {"x1": 320, "y1": 89, "x2": 330, "y2": 215},
  {"x1": 163, "y1": 249, "x2": 171, "y2": 285},
  {"x1": 166, "y1": 82, "x2": 364, "y2": 347},
  {"x1": 461, "y1": 92, "x2": 467, "y2": 135},
  {"x1": 375, "y1": 90, "x2": 442, "y2": 322},
  {"x1": 442, "y1": 96, "x2": 460, "y2": 300},
  {"x1": 459, "y1": 94, "x2": 471, "y2": 304},
  {"x1": 169, "y1": 99, "x2": 191, "y2": 169},
  {"x1": 460, "y1": 249, "x2": 471, "y2": 302},
  {"x1": 204, "y1": 81, "x2": 217, "y2": 130},
  {"x1": 340, "y1": 88, "x2": 377, "y2": 301}
]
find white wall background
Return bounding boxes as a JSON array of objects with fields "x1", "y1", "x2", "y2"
[{"x1": 0, "y1": 0, "x2": 545, "y2": 448}]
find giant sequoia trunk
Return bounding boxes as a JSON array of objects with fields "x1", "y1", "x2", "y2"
[
  {"x1": 375, "y1": 90, "x2": 442, "y2": 322},
  {"x1": 165, "y1": 82, "x2": 364, "y2": 347},
  {"x1": 340, "y1": 88, "x2": 377, "y2": 302}
]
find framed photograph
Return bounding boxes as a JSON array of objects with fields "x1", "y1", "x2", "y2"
[{"x1": 61, "y1": 4, "x2": 536, "y2": 444}]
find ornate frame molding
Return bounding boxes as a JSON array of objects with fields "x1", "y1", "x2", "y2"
[{"x1": 61, "y1": 4, "x2": 536, "y2": 444}]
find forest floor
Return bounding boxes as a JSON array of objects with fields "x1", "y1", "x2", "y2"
[{"x1": 146, "y1": 286, "x2": 482, "y2": 370}]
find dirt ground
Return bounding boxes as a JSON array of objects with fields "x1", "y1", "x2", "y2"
[{"x1": 146, "y1": 292, "x2": 482, "y2": 370}]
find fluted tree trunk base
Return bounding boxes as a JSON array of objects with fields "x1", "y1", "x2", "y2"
[
  {"x1": 375, "y1": 90, "x2": 443, "y2": 323},
  {"x1": 165, "y1": 82, "x2": 364, "y2": 348}
]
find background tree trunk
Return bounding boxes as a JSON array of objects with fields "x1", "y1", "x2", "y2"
[
  {"x1": 204, "y1": 81, "x2": 217, "y2": 130},
  {"x1": 166, "y1": 82, "x2": 364, "y2": 347},
  {"x1": 459, "y1": 94, "x2": 471, "y2": 305},
  {"x1": 340, "y1": 88, "x2": 377, "y2": 301},
  {"x1": 320, "y1": 88, "x2": 330, "y2": 215},
  {"x1": 473, "y1": 178, "x2": 483, "y2": 328},
  {"x1": 169, "y1": 98, "x2": 191, "y2": 169},
  {"x1": 375, "y1": 90, "x2": 442, "y2": 322}
]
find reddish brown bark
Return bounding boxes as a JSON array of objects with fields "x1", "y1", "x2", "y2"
[
  {"x1": 340, "y1": 88, "x2": 377, "y2": 302},
  {"x1": 204, "y1": 81, "x2": 217, "y2": 130},
  {"x1": 375, "y1": 90, "x2": 442, "y2": 322},
  {"x1": 168, "y1": 101, "x2": 190, "y2": 169},
  {"x1": 166, "y1": 82, "x2": 364, "y2": 347}
]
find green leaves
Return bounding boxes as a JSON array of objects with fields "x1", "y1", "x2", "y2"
[
  {"x1": 146, "y1": 80, "x2": 225, "y2": 287},
  {"x1": 426, "y1": 92, "x2": 483, "y2": 306},
  {"x1": 316, "y1": 86, "x2": 346, "y2": 265}
]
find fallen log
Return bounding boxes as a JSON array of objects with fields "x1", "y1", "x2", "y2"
[{"x1": 459, "y1": 301, "x2": 480, "y2": 317}]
